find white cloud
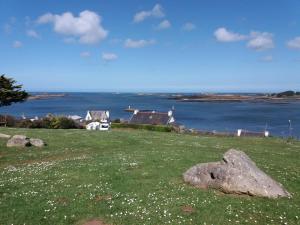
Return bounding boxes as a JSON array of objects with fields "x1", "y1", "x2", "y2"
[
  {"x1": 214, "y1": 27, "x2": 274, "y2": 51},
  {"x1": 247, "y1": 31, "x2": 274, "y2": 51},
  {"x1": 80, "y1": 51, "x2": 91, "y2": 57},
  {"x1": 26, "y1": 29, "x2": 39, "y2": 38},
  {"x1": 182, "y1": 22, "x2": 196, "y2": 31},
  {"x1": 102, "y1": 52, "x2": 118, "y2": 61},
  {"x1": 214, "y1": 27, "x2": 247, "y2": 42},
  {"x1": 261, "y1": 55, "x2": 273, "y2": 62},
  {"x1": 36, "y1": 10, "x2": 108, "y2": 44},
  {"x1": 133, "y1": 4, "x2": 164, "y2": 23},
  {"x1": 124, "y1": 39, "x2": 156, "y2": 48},
  {"x1": 287, "y1": 37, "x2": 300, "y2": 50},
  {"x1": 156, "y1": 19, "x2": 171, "y2": 30},
  {"x1": 37, "y1": 13, "x2": 54, "y2": 24},
  {"x1": 13, "y1": 40, "x2": 22, "y2": 48}
]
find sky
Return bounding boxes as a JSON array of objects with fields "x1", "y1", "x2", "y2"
[{"x1": 1, "y1": 0, "x2": 300, "y2": 92}]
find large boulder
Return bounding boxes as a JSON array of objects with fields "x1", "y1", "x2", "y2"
[
  {"x1": 7, "y1": 135, "x2": 31, "y2": 147},
  {"x1": 30, "y1": 138, "x2": 45, "y2": 147},
  {"x1": 183, "y1": 149, "x2": 291, "y2": 198},
  {"x1": 0, "y1": 133, "x2": 11, "y2": 139}
]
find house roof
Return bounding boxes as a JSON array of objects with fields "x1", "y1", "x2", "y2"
[
  {"x1": 129, "y1": 111, "x2": 172, "y2": 125},
  {"x1": 68, "y1": 115, "x2": 82, "y2": 120},
  {"x1": 87, "y1": 111, "x2": 108, "y2": 121}
]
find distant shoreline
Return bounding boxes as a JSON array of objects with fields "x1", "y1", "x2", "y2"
[
  {"x1": 168, "y1": 94, "x2": 300, "y2": 103},
  {"x1": 28, "y1": 93, "x2": 66, "y2": 100}
]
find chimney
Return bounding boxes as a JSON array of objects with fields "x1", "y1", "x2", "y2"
[
  {"x1": 237, "y1": 129, "x2": 242, "y2": 137},
  {"x1": 264, "y1": 131, "x2": 269, "y2": 137},
  {"x1": 105, "y1": 111, "x2": 110, "y2": 118}
]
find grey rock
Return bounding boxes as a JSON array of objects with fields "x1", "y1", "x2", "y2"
[
  {"x1": 11, "y1": 135, "x2": 27, "y2": 140},
  {"x1": 7, "y1": 135, "x2": 31, "y2": 147},
  {"x1": 183, "y1": 149, "x2": 291, "y2": 198},
  {"x1": 6, "y1": 165, "x2": 17, "y2": 172},
  {"x1": 0, "y1": 133, "x2": 11, "y2": 139},
  {"x1": 30, "y1": 138, "x2": 45, "y2": 147}
]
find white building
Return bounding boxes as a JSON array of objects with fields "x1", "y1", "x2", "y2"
[{"x1": 85, "y1": 110, "x2": 110, "y2": 131}]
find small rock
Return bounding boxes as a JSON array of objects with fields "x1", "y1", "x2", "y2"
[
  {"x1": 7, "y1": 135, "x2": 31, "y2": 147},
  {"x1": 30, "y1": 138, "x2": 45, "y2": 147},
  {"x1": 0, "y1": 133, "x2": 11, "y2": 139},
  {"x1": 6, "y1": 165, "x2": 17, "y2": 172},
  {"x1": 183, "y1": 149, "x2": 291, "y2": 198}
]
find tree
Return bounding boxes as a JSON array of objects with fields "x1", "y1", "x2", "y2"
[{"x1": 0, "y1": 74, "x2": 28, "y2": 107}]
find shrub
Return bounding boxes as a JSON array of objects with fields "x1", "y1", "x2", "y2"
[
  {"x1": 49, "y1": 117, "x2": 77, "y2": 129},
  {"x1": 0, "y1": 114, "x2": 17, "y2": 127},
  {"x1": 17, "y1": 116, "x2": 80, "y2": 129},
  {"x1": 17, "y1": 120, "x2": 35, "y2": 128},
  {"x1": 112, "y1": 118, "x2": 121, "y2": 123}
]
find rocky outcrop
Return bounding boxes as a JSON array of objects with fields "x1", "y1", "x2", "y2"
[
  {"x1": 7, "y1": 135, "x2": 31, "y2": 147},
  {"x1": 6, "y1": 135, "x2": 45, "y2": 148},
  {"x1": 183, "y1": 149, "x2": 291, "y2": 198},
  {"x1": 0, "y1": 133, "x2": 11, "y2": 139},
  {"x1": 30, "y1": 138, "x2": 45, "y2": 147}
]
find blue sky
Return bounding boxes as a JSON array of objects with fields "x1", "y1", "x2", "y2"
[{"x1": 1, "y1": 0, "x2": 300, "y2": 92}]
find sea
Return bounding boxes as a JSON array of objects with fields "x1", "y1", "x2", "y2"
[{"x1": 0, "y1": 92, "x2": 299, "y2": 138}]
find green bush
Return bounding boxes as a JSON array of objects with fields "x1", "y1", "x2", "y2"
[
  {"x1": 17, "y1": 116, "x2": 80, "y2": 129},
  {"x1": 111, "y1": 123, "x2": 173, "y2": 132},
  {"x1": 49, "y1": 117, "x2": 77, "y2": 129},
  {"x1": 112, "y1": 118, "x2": 121, "y2": 123},
  {"x1": 0, "y1": 114, "x2": 17, "y2": 127}
]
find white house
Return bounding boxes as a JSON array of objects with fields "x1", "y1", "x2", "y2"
[{"x1": 85, "y1": 110, "x2": 110, "y2": 131}]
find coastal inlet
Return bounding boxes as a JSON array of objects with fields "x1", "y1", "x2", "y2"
[{"x1": 0, "y1": 92, "x2": 299, "y2": 138}]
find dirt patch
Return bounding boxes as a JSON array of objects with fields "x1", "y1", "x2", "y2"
[
  {"x1": 55, "y1": 196, "x2": 69, "y2": 206},
  {"x1": 81, "y1": 219, "x2": 111, "y2": 225},
  {"x1": 181, "y1": 205, "x2": 195, "y2": 214},
  {"x1": 94, "y1": 195, "x2": 112, "y2": 202}
]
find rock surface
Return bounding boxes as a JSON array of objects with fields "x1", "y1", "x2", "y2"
[
  {"x1": 7, "y1": 135, "x2": 31, "y2": 147},
  {"x1": 183, "y1": 149, "x2": 291, "y2": 198},
  {"x1": 30, "y1": 138, "x2": 45, "y2": 147},
  {"x1": 0, "y1": 133, "x2": 11, "y2": 139}
]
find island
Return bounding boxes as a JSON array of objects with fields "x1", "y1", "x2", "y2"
[
  {"x1": 27, "y1": 93, "x2": 66, "y2": 100},
  {"x1": 168, "y1": 91, "x2": 300, "y2": 102}
]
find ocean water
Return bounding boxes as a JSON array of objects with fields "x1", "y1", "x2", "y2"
[{"x1": 0, "y1": 92, "x2": 299, "y2": 138}]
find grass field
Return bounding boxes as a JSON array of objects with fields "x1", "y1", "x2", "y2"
[{"x1": 0, "y1": 128, "x2": 299, "y2": 225}]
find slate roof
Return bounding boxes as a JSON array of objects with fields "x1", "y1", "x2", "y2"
[
  {"x1": 88, "y1": 111, "x2": 109, "y2": 121},
  {"x1": 68, "y1": 115, "x2": 82, "y2": 120},
  {"x1": 129, "y1": 111, "x2": 172, "y2": 125}
]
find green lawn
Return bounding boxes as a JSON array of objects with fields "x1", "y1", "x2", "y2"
[{"x1": 0, "y1": 128, "x2": 299, "y2": 225}]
